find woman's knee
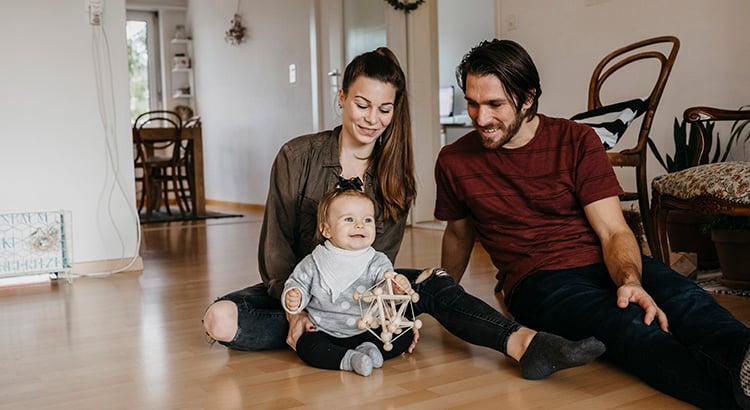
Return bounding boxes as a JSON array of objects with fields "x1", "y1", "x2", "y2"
[
  {"x1": 203, "y1": 300, "x2": 239, "y2": 342},
  {"x1": 414, "y1": 267, "x2": 453, "y2": 285}
]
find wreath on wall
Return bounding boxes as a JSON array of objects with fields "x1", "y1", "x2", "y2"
[{"x1": 384, "y1": 0, "x2": 425, "y2": 13}]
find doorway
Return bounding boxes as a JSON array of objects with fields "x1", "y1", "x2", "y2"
[
  {"x1": 437, "y1": 0, "x2": 495, "y2": 146},
  {"x1": 126, "y1": 10, "x2": 162, "y2": 122}
]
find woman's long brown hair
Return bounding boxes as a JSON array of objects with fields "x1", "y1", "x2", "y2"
[{"x1": 341, "y1": 47, "x2": 416, "y2": 221}]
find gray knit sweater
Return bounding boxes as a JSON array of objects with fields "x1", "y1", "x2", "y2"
[{"x1": 282, "y1": 244, "x2": 393, "y2": 338}]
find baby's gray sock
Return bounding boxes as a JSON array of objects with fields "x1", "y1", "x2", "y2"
[
  {"x1": 519, "y1": 332, "x2": 606, "y2": 380},
  {"x1": 340, "y1": 349, "x2": 373, "y2": 377},
  {"x1": 355, "y1": 342, "x2": 384, "y2": 368}
]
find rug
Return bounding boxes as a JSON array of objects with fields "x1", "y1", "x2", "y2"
[
  {"x1": 696, "y1": 277, "x2": 750, "y2": 297},
  {"x1": 139, "y1": 209, "x2": 243, "y2": 224}
]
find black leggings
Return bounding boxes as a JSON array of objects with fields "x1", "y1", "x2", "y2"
[{"x1": 296, "y1": 328, "x2": 413, "y2": 370}]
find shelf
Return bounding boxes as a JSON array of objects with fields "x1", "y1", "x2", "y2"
[{"x1": 169, "y1": 37, "x2": 195, "y2": 107}]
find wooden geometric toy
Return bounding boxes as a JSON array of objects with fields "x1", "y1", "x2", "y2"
[{"x1": 352, "y1": 271, "x2": 423, "y2": 351}]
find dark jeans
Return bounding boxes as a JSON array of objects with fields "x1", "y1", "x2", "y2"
[
  {"x1": 214, "y1": 268, "x2": 521, "y2": 355},
  {"x1": 508, "y1": 256, "x2": 750, "y2": 410},
  {"x1": 296, "y1": 329, "x2": 412, "y2": 370}
]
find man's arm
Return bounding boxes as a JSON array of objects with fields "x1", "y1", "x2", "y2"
[
  {"x1": 441, "y1": 217, "x2": 476, "y2": 283},
  {"x1": 584, "y1": 196, "x2": 669, "y2": 332}
]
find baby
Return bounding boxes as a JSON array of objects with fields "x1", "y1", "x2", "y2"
[{"x1": 283, "y1": 185, "x2": 415, "y2": 376}]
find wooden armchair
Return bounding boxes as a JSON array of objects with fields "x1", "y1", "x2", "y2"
[
  {"x1": 585, "y1": 36, "x2": 680, "y2": 252},
  {"x1": 650, "y1": 106, "x2": 750, "y2": 264}
]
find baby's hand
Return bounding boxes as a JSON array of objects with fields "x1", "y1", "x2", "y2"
[
  {"x1": 285, "y1": 288, "x2": 302, "y2": 311},
  {"x1": 392, "y1": 273, "x2": 413, "y2": 294}
]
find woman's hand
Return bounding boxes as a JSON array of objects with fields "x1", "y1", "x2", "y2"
[
  {"x1": 407, "y1": 325, "x2": 420, "y2": 353},
  {"x1": 285, "y1": 310, "x2": 316, "y2": 351}
]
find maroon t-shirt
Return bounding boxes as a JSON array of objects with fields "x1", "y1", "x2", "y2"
[{"x1": 434, "y1": 114, "x2": 624, "y2": 301}]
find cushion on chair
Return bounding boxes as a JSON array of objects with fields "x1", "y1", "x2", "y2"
[
  {"x1": 651, "y1": 161, "x2": 750, "y2": 205},
  {"x1": 571, "y1": 98, "x2": 647, "y2": 150}
]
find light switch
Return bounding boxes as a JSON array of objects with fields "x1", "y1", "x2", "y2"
[{"x1": 289, "y1": 64, "x2": 296, "y2": 84}]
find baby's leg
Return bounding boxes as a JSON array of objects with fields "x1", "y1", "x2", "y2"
[{"x1": 296, "y1": 332, "x2": 373, "y2": 376}]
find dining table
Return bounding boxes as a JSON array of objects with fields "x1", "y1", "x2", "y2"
[{"x1": 134, "y1": 125, "x2": 206, "y2": 218}]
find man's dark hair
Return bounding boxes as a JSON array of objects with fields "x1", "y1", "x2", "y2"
[{"x1": 456, "y1": 39, "x2": 542, "y2": 120}]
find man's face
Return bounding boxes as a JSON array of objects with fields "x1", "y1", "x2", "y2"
[{"x1": 464, "y1": 74, "x2": 530, "y2": 149}]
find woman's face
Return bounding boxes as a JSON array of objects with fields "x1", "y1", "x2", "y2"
[{"x1": 338, "y1": 76, "x2": 397, "y2": 148}]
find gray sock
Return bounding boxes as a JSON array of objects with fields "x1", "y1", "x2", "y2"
[
  {"x1": 518, "y1": 332, "x2": 606, "y2": 380},
  {"x1": 340, "y1": 349, "x2": 373, "y2": 377},
  {"x1": 355, "y1": 342, "x2": 384, "y2": 368}
]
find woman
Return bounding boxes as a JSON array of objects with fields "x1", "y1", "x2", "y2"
[{"x1": 202, "y1": 47, "x2": 604, "y2": 380}]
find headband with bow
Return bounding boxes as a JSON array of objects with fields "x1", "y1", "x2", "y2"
[{"x1": 336, "y1": 176, "x2": 363, "y2": 192}]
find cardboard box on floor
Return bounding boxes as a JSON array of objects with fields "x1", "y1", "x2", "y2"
[{"x1": 670, "y1": 252, "x2": 698, "y2": 277}]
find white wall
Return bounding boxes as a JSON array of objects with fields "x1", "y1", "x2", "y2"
[
  {"x1": 188, "y1": 0, "x2": 315, "y2": 205},
  {"x1": 0, "y1": 1, "x2": 138, "y2": 269},
  {"x1": 438, "y1": 0, "x2": 495, "y2": 116},
  {"x1": 496, "y1": 0, "x2": 750, "y2": 200}
]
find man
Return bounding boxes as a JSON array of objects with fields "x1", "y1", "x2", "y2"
[{"x1": 434, "y1": 38, "x2": 750, "y2": 409}]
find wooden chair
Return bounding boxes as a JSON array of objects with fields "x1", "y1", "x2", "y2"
[
  {"x1": 133, "y1": 110, "x2": 187, "y2": 222},
  {"x1": 650, "y1": 106, "x2": 750, "y2": 264},
  {"x1": 176, "y1": 116, "x2": 201, "y2": 213},
  {"x1": 586, "y1": 36, "x2": 680, "y2": 253}
]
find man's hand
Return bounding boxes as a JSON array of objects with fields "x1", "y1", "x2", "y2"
[
  {"x1": 285, "y1": 310, "x2": 315, "y2": 351},
  {"x1": 285, "y1": 288, "x2": 302, "y2": 311},
  {"x1": 617, "y1": 283, "x2": 669, "y2": 333}
]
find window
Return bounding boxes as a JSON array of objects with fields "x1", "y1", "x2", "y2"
[{"x1": 127, "y1": 11, "x2": 162, "y2": 122}]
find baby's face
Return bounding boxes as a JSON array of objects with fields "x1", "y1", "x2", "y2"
[{"x1": 321, "y1": 196, "x2": 376, "y2": 251}]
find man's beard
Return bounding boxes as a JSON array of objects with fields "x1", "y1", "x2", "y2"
[{"x1": 479, "y1": 110, "x2": 526, "y2": 150}]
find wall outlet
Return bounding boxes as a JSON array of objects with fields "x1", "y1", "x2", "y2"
[
  {"x1": 506, "y1": 13, "x2": 518, "y2": 31},
  {"x1": 88, "y1": 0, "x2": 102, "y2": 25},
  {"x1": 289, "y1": 64, "x2": 297, "y2": 84}
]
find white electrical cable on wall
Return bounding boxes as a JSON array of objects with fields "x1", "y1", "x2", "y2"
[{"x1": 87, "y1": 18, "x2": 142, "y2": 276}]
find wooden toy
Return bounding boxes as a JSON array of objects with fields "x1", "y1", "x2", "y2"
[{"x1": 353, "y1": 271, "x2": 423, "y2": 351}]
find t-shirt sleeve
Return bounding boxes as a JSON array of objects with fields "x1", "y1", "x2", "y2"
[
  {"x1": 575, "y1": 126, "x2": 624, "y2": 207},
  {"x1": 434, "y1": 149, "x2": 470, "y2": 221}
]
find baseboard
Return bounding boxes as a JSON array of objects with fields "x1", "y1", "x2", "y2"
[
  {"x1": 412, "y1": 220, "x2": 446, "y2": 231},
  {"x1": 205, "y1": 199, "x2": 264, "y2": 212},
  {"x1": 71, "y1": 256, "x2": 144, "y2": 277},
  {"x1": 0, "y1": 273, "x2": 53, "y2": 288}
]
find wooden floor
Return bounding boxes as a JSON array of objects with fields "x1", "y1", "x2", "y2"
[{"x1": 2, "y1": 206, "x2": 749, "y2": 409}]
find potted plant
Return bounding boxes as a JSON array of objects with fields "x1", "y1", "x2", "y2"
[
  {"x1": 648, "y1": 117, "x2": 723, "y2": 173},
  {"x1": 702, "y1": 215, "x2": 750, "y2": 288}
]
